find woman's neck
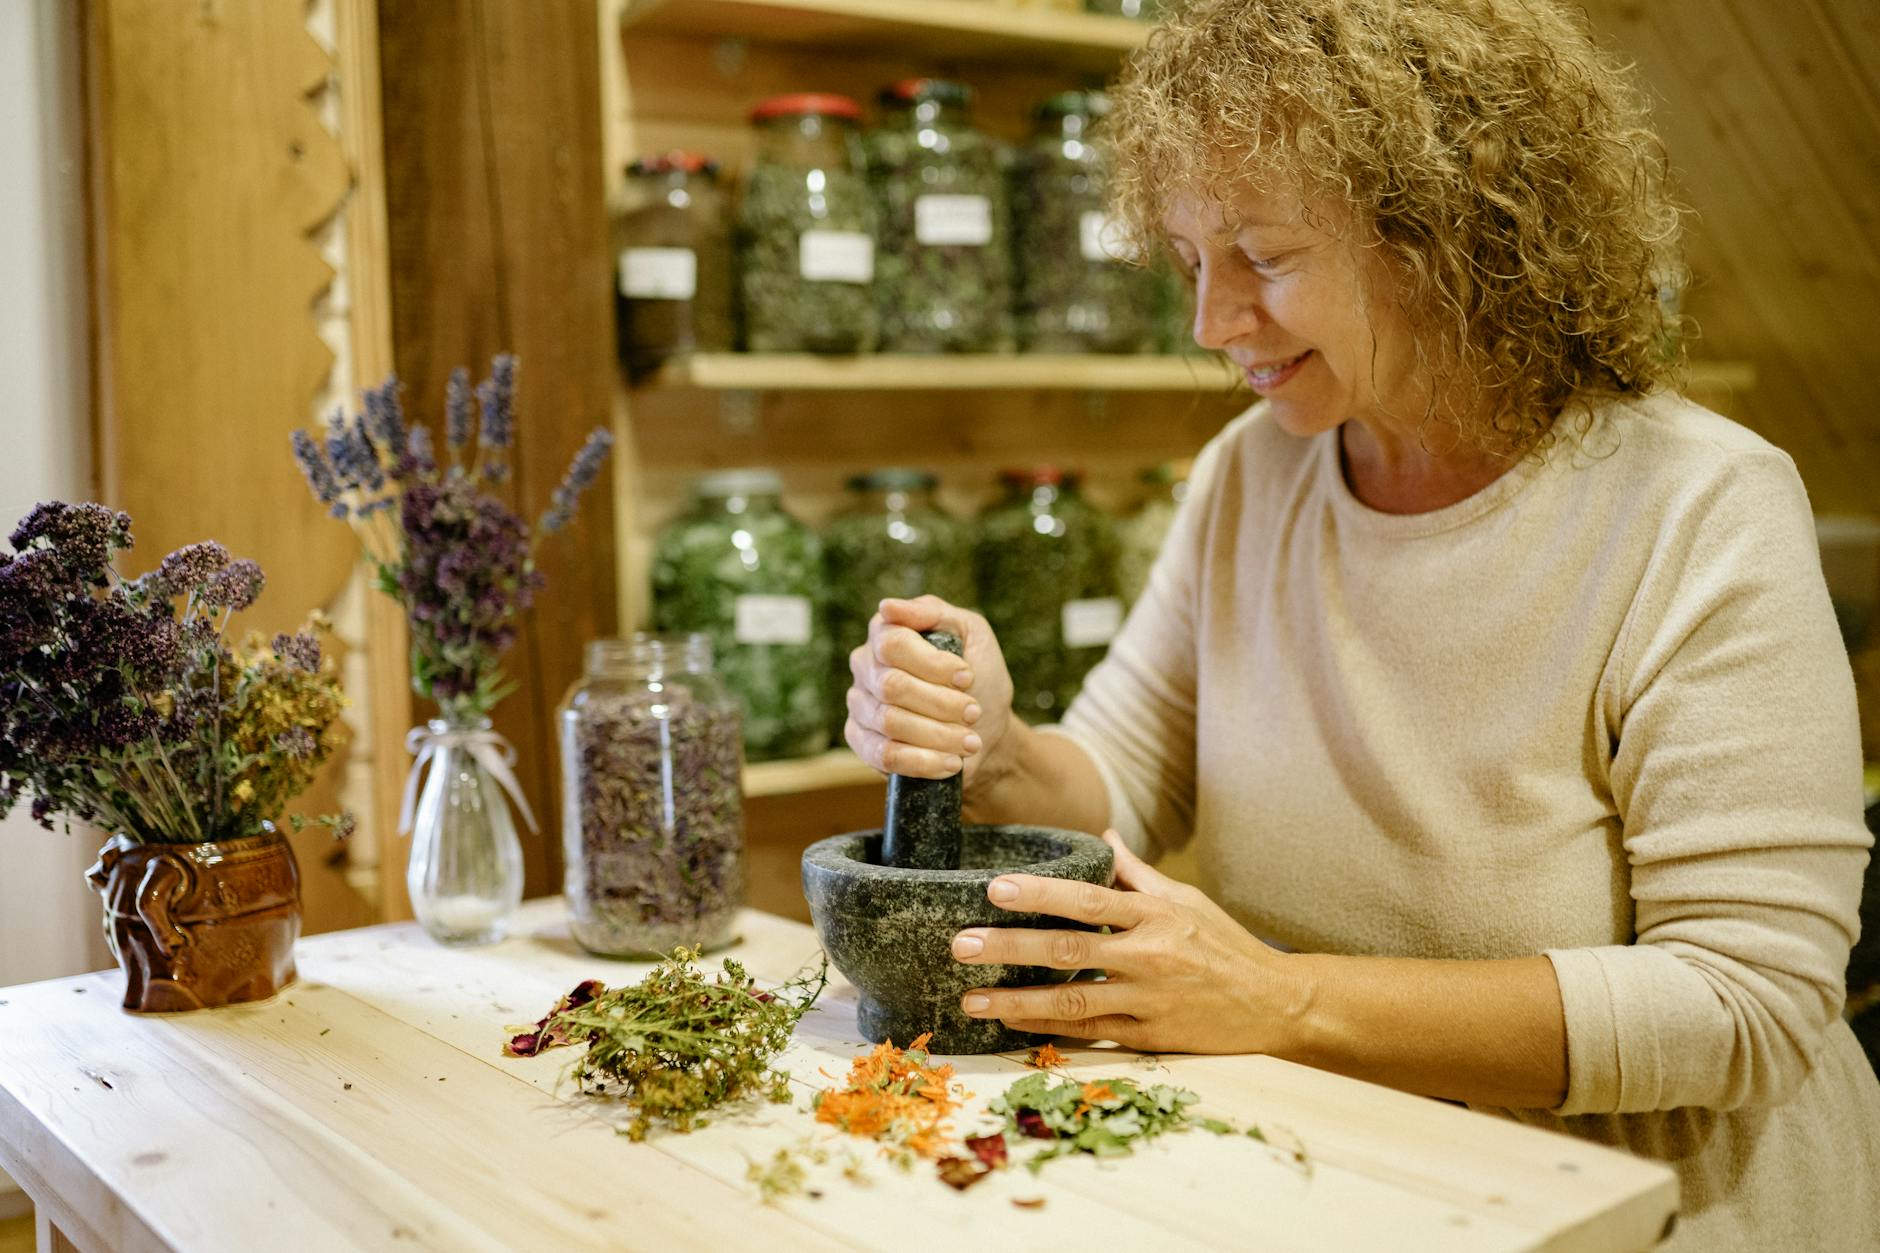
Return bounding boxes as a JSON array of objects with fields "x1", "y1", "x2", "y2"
[{"x1": 1338, "y1": 416, "x2": 1518, "y2": 515}]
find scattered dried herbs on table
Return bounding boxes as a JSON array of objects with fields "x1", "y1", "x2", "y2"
[
  {"x1": 559, "y1": 635, "x2": 745, "y2": 958},
  {"x1": 652, "y1": 472, "x2": 831, "y2": 761},
  {"x1": 985, "y1": 1071, "x2": 1241, "y2": 1173},
  {"x1": 502, "y1": 948, "x2": 827, "y2": 1141},
  {"x1": 812, "y1": 1032, "x2": 967, "y2": 1167}
]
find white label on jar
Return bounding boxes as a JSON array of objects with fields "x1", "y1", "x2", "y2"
[
  {"x1": 1061, "y1": 597, "x2": 1124, "y2": 648},
  {"x1": 798, "y1": 230, "x2": 875, "y2": 283},
  {"x1": 618, "y1": 247, "x2": 697, "y2": 299},
  {"x1": 735, "y1": 594, "x2": 814, "y2": 645},
  {"x1": 915, "y1": 194, "x2": 993, "y2": 246},
  {"x1": 1079, "y1": 210, "x2": 1138, "y2": 264}
]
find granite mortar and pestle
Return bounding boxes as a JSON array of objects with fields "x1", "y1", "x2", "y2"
[{"x1": 801, "y1": 630, "x2": 1114, "y2": 1054}]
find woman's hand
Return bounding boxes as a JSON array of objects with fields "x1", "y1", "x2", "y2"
[
  {"x1": 844, "y1": 595, "x2": 1018, "y2": 789},
  {"x1": 951, "y1": 831, "x2": 1306, "y2": 1053}
]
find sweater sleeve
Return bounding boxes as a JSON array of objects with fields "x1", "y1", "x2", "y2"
[
  {"x1": 1546, "y1": 449, "x2": 1873, "y2": 1115},
  {"x1": 1046, "y1": 414, "x2": 1249, "y2": 862}
]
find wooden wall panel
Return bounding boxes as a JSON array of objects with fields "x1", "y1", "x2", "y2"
[
  {"x1": 1585, "y1": 0, "x2": 1880, "y2": 514},
  {"x1": 377, "y1": 0, "x2": 619, "y2": 901},
  {"x1": 86, "y1": 0, "x2": 375, "y2": 933}
]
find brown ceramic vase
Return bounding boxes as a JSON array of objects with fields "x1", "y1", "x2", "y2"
[{"x1": 86, "y1": 826, "x2": 301, "y2": 1013}]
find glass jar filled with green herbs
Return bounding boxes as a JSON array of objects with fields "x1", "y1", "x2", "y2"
[
  {"x1": 975, "y1": 468, "x2": 1121, "y2": 724},
  {"x1": 1010, "y1": 91, "x2": 1158, "y2": 355},
  {"x1": 865, "y1": 79, "x2": 1014, "y2": 353},
  {"x1": 652, "y1": 469, "x2": 831, "y2": 760},
  {"x1": 821, "y1": 468, "x2": 975, "y2": 737},
  {"x1": 610, "y1": 152, "x2": 733, "y2": 376},
  {"x1": 739, "y1": 94, "x2": 879, "y2": 354},
  {"x1": 558, "y1": 634, "x2": 745, "y2": 959},
  {"x1": 1115, "y1": 459, "x2": 1191, "y2": 607}
]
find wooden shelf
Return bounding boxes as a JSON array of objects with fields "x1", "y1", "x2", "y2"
[
  {"x1": 743, "y1": 748, "x2": 883, "y2": 797},
  {"x1": 618, "y1": 0, "x2": 1148, "y2": 74},
  {"x1": 640, "y1": 353, "x2": 1758, "y2": 395},
  {"x1": 643, "y1": 352, "x2": 1237, "y2": 391}
]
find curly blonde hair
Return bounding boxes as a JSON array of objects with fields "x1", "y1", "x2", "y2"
[{"x1": 1110, "y1": 0, "x2": 1687, "y2": 453}]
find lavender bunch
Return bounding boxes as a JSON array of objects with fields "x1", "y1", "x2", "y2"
[
  {"x1": 0, "y1": 503, "x2": 351, "y2": 844},
  {"x1": 290, "y1": 354, "x2": 612, "y2": 723}
]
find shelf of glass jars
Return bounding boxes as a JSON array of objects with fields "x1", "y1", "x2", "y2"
[
  {"x1": 617, "y1": 0, "x2": 1148, "y2": 75},
  {"x1": 637, "y1": 352, "x2": 1759, "y2": 394},
  {"x1": 743, "y1": 747, "x2": 882, "y2": 797}
]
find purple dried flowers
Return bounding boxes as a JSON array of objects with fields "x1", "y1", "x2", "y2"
[
  {"x1": 0, "y1": 503, "x2": 350, "y2": 845},
  {"x1": 288, "y1": 354, "x2": 610, "y2": 724}
]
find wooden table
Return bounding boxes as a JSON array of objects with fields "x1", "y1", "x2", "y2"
[{"x1": 0, "y1": 899, "x2": 1677, "y2": 1252}]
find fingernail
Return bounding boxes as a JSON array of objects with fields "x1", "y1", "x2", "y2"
[
  {"x1": 952, "y1": 669, "x2": 973, "y2": 689},
  {"x1": 963, "y1": 702, "x2": 982, "y2": 724},
  {"x1": 988, "y1": 878, "x2": 1018, "y2": 903},
  {"x1": 962, "y1": 994, "x2": 990, "y2": 1014},
  {"x1": 963, "y1": 732, "x2": 983, "y2": 754},
  {"x1": 943, "y1": 754, "x2": 964, "y2": 773},
  {"x1": 953, "y1": 934, "x2": 983, "y2": 957}
]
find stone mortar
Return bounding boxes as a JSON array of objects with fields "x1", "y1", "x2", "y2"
[{"x1": 801, "y1": 823, "x2": 1114, "y2": 1054}]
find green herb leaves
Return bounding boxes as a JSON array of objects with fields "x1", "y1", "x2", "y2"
[
  {"x1": 503, "y1": 949, "x2": 827, "y2": 1141},
  {"x1": 987, "y1": 1072, "x2": 1229, "y2": 1172}
]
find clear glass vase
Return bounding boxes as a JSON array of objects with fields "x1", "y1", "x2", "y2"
[{"x1": 405, "y1": 717, "x2": 527, "y2": 945}]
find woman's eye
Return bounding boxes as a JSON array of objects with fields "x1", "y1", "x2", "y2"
[{"x1": 1242, "y1": 251, "x2": 1284, "y2": 272}]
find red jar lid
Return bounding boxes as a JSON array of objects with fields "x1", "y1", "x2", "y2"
[
  {"x1": 627, "y1": 150, "x2": 719, "y2": 176},
  {"x1": 749, "y1": 93, "x2": 863, "y2": 123}
]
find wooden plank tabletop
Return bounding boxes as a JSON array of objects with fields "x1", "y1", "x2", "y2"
[{"x1": 0, "y1": 899, "x2": 1677, "y2": 1252}]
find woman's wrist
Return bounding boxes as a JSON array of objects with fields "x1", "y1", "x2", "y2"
[{"x1": 963, "y1": 717, "x2": 1033, "y2": 824}]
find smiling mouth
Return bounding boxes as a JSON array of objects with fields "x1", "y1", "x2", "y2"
[{"x1": 1243, "y1": 351, "x2": 1311, "y2": 385}]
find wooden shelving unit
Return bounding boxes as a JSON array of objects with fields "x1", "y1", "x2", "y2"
[
  {"x1": 743, "y1": 748, "x2": 880, "y2": 796},
  {"x1": 643, "y1": 351, "x2": 1234, "y2": 391},
  {"x1": 619, "y1": 0, "x2": 1147, "y2": 74},
  {"x1": 643, "y1": 352, "x2": 1759, "y2": 395}
]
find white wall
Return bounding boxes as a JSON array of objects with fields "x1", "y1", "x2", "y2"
[{"x1": 0, "y1": 0, "x2": 110, "y2": 991}]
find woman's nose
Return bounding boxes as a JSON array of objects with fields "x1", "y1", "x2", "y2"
[{"x1": 1191, "y1": 261, "x2": 1263, "y2": 351}]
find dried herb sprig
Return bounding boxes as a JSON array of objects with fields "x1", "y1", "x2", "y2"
[{"x1": 503, "y1": 948, "x2": 827, "y2": 1141}]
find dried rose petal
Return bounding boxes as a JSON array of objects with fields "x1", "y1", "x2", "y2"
[
  {"x1": 1015, "y1": 1108, "x2": 1055, "y2": 1140},
  {"x1": 966, "y1": 1133, "x2": 1008, "y2": 1169},
  {"x1": 504, "y1": 979, "x2": 610, "y2": 1056},
  {"x1": 935, "y1": 1157, "x2": 990, "y2": 1191}
]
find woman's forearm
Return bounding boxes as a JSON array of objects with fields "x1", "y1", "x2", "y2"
[
  {"x1": 1277, "y1": 951, "x2": 1568, "y2": 1109},
  {"x1": 964, "y1": 719, "x2": 1111, "y2": 835}
]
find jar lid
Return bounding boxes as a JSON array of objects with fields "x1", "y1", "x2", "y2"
[
  {"x1": 627, "y1": 151, "x2": 720, "y2": 177},
  {"x1": 999, "y1": 466, "x2": 1077, "y2": 488},
  {"x1": 1037, "y1": 90, "x2": 1111, "y2": 121},
  {"x1": 848, "y1": 467, "x2": 939, "y2": 492},
  {"x1": 883, "y1": 78, "x2": 973, "y2": 108},
  {"x1": 694, "y1": 467, "x2": 783, "y2": 498},
  {"x1": 750, "y1": 93, "x2": 863, "y2": 123}
]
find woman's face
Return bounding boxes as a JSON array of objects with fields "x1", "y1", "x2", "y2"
[{"x1": 1163, "y1": 186, "x2": 1424, "y2": 441}]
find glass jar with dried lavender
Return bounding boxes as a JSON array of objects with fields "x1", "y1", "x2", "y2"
[
  {"x1": 975, "y1": 468, "x2": 1121, "y2": 724},
  {"x1": 821, "y1": 468, "x2": 976, "y2": 737},
  {"x1": 739, "y1": 94, "x2": 880, "y2": 353},
  {"x1": 610, "y1": 152, "x2": 733, "y2": 376},
  {"x1": 865, "y1": 79, "x2": 1014, "y2": 353},
  {"x1": 1010, "y1": 91, "x2": 1158, "y2": 354},
  {"x1": 1115, "y1": 458, "x2": 1191, "y2": 607},
  {"x1": 558, "y1": 634, "x2": 746, "y2": 959},
  {"x1": 651, "y1": 469, "x2": 831, "y2": 761}
]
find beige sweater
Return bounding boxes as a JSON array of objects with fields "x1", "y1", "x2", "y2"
[{"x1": 1056, "y1": 394, "x2": 1880, "y2": 1250}]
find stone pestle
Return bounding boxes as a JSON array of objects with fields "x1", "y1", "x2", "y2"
[{"x1": 878, "y1": 629, "x2": 964, "y2": 869}]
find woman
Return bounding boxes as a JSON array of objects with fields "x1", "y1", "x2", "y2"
[{"x1": 843, "y1": 1, "x2": 1880, "y2": 1247}]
